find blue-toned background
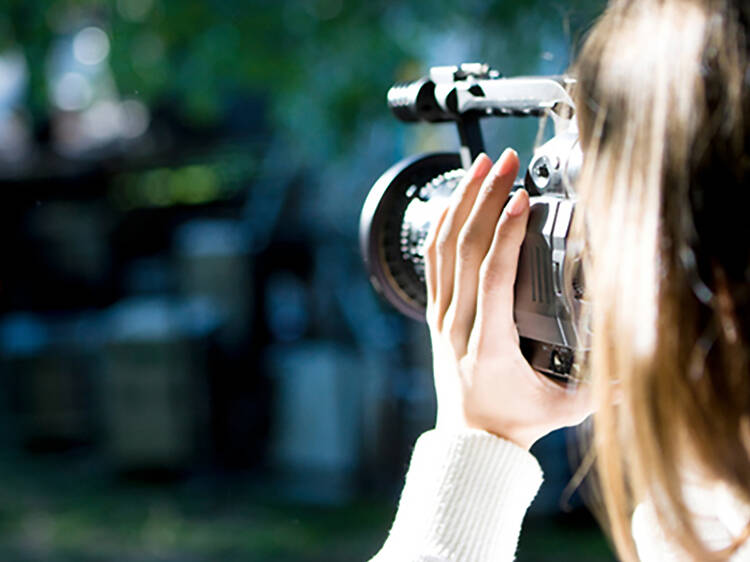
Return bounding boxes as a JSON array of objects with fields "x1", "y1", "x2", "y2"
[{"x1": 0, "y1": 1, "x2": 612, "y2": 560}]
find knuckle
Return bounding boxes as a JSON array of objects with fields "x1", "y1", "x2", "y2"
[
  {"x1": 456, "y1": 230, "x2": 476, "y2": 261},
  {"x1": 495, "y1": 218, "x2": 524, "y2": 245},
  {"x1": 436, "y1": 233, "x2": 454, "y2": 257},
  {"x1": 478, "y1": 258, "x2": 495, "y2": 281},
  {"x1": 480, "y1": 259, "x2": 507, "y2": 291},
  {"x1": 493, "y1": 225, "x2": 516, "y2": 246}
]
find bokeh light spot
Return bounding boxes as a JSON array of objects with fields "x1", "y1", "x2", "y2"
[
  {"x1": 73, "y1": 27, "x2": 110, "y2": 66},
  {"x1": 53, "y1": 72, "x2": 92, "y2": 111},
  {"x1": 83, "y1": 100, "x2": 122, "y2": 140},
  {"x1": 120, "y1": 99, "x2": 150, "y2": 138},
  {"x1": 117, "y1": 0, "x2": 155, "y2": 22}
]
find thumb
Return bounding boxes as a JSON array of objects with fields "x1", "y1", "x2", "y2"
[{"x1": 474, "y1": 188, "x2": 530, "y2": 343}]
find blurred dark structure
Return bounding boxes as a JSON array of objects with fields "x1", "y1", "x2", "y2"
[{"x1": 0, "y1": 1, "x2": 614, "y2": 560}]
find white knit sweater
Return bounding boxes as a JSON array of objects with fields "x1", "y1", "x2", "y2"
[{"x1": 370, "y1": 429, "x2": 750, "y2": 561}]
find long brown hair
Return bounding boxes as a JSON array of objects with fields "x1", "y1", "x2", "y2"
[{"x1": 572, "y1": 0, "x2": 750, "y2": 559}]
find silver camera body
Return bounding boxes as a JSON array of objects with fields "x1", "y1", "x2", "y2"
[{"x1": 360, "y1": 64, "x2": 587, "y2": 380}]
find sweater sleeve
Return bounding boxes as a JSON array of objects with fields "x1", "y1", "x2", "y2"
[{"x1": 369, "y1": 429, "x2": 544, "y2": 562}]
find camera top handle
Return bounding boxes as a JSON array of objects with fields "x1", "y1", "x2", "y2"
[{"x1": 387, "y1": 63, "x2": 575, "y2": 169}]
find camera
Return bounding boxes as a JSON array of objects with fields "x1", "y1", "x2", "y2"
[{"x1": 359, "y1": 63, "x2": 587, "y2": 380}]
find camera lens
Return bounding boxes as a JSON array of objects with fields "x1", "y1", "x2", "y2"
[{"x1": 359, "y1": 152, "x2": 462, "y2": 320}]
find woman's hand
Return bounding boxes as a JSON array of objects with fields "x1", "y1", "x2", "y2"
[{"x1": 424, "y1": 149, "x2": 593, "y2": 450}]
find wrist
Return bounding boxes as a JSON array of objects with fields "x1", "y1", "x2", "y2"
[{"x1": 435, "y1": 407, "x2": 536, "y2": 450}]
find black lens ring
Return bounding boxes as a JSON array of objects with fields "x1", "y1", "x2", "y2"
[{"x1": 359, "y1": 152, "x2": 461, "y2": 320}]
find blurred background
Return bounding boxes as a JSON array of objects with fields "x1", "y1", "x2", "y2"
[{"x1": 0, "y1": 0, "x2": 614, "y2": 560}]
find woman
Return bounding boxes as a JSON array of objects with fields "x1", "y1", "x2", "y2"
[{"x1": 371, "y1": 0, "x2": 750, "y2": 560}]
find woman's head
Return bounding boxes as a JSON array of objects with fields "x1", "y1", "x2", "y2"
[{"x1": 572, "y1": 0, "x2": 750, "y2": 559}]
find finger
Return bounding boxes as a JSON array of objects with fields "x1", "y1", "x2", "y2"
[
  {"x1": 447, "y1": 148, "x2": 520, "y2": 349},
  {"x1": 474, "y1": 188, "x2": 530, "y2": 346},
  {"x1": 434, "y1": 154, "x2": 492, "y2": 328},
  {"x1": 424, "y1": 203, "x2": 450, "y2": 322}
]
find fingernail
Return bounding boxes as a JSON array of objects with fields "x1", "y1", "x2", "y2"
[
  {"x1": 493, "y1": 148, "x2": 518, "y2": 178},
  {"x1": 470, "y1": 152, "x2": 491, "y2": 178},
  {"x1": 506, "y1": 188, "x2": 529, "y2": 217}
]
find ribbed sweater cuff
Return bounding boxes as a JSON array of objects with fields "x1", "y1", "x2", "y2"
[{"x1": 372, "y1": 429, "x2": 543, "y2": 562}]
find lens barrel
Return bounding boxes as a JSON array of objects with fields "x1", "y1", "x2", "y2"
[{"x1": 359, "y1": 152, "x2": 462, "y2": 320}]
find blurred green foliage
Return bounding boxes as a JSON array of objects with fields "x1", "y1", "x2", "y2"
[
  {"x1": 3, "y1": 0, "x2": 604, "y2": 152},
  {"x1": 0, "y1": 450, "x2": 613, "y2": 561}
]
